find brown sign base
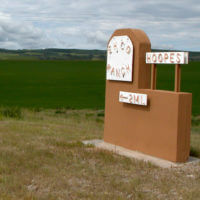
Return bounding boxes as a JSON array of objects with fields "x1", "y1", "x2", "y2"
[{"x1": 104, "y1": 88, "x2": 192, "y2": 162}]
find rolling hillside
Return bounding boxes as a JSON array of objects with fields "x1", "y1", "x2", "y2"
[
  {"x1": 0, "y1": 49, "x2": 106, "y2": 61},
  {"x1": 0, "y1": 48, "x2": 199, "y2": 61}
]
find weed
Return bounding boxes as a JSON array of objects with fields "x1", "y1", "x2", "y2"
[
  {"x1": 55, "y1": 109, "x2": 66, "y2": 114},
  {"x1": 97, "y1": 111, "x2": 104, "y2": 117},
  {"x1": 191, "y1": 116, "x2": 200, "y2": 126},
  {"x1": 190, "y1": 146, "x2": 200, "y2": 157},
  {"x1": 96, "y1": 118, "x2": 104, "y2": 123},
  {"x1": 32, "y1": 107, "x2": 42, "y2": 112},
  {"x1": 0, "y1": 107, "x2": 23, "y2": 119},
  {"x1": 85, "y1": 113, "x2": 95, "y2": 118}
]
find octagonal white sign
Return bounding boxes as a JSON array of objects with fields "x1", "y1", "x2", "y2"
[{"x1": 106, "y1": 35, "x2": 133, "y2": 82}]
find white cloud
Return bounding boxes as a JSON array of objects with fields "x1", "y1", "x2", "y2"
[
  {"x1": 0, "y1": 11, "x2": 56, "y2": 49},
  {"x1": 0, "y1": 0, "x2": 200, "y2": 50}
]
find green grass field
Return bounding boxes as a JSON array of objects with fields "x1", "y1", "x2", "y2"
[
  {"x1": 0, "y1": 60, "x2": 199, "y2": 115},
  {"x1": 0, "y1": 60, "x2": 105, "y2": 110}
]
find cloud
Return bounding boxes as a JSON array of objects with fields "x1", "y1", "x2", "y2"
[
  {"x1": 0, "y1": 12, "x2": 55, "y2": 49},
  {"x1": 0, "y1": 0, "x2": 200, "y2": 50}
]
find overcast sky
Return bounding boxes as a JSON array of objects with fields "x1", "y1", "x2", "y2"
[{"x1": 0, "y1": 0, "x2": 200, "y2": 51}]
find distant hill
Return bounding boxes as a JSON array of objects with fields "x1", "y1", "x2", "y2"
[
  {"x1": 0, "y1": 49, "x2": 106, "y2": 61},
  {"x1": 0, "y1": 48, "x2": 199, "y2": 61}
]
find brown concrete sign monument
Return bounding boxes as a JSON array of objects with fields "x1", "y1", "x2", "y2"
[{"x1": 104, "y1": 29, "x2": 192, "y2": 163}]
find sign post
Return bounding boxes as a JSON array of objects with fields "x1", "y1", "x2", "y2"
[
  {"x1": 146, "y1": 52, "x2": 189, "y2": 92},
  {"x1": 104, "y1": 29, "x2": 192, "y2": 163},
  {"x1": 175, "y1": 64, "x2": 181, "y2": 92},
  {"x1": 151, "y1": 63, "x2": 157, "y2": 90}
]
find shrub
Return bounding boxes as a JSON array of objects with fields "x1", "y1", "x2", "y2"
[
  {"x1": 192, "y1": 116, "x2": 200, "y2": 126},
  {"x1": 55, "y1": 109, "x2": 66, "y2": 114},
  {"x1": 190, "y1": 146, "x2": 200, "y2": 158},
  {"x1": 0, "y1": 107, "x2": 23, "y2": 119},
  {"x1": 32, "y1": 107, "x2": 42, "y2": 112},
  {"x1": 97, "y1": 111, "x2": 104, "y2": 117}
]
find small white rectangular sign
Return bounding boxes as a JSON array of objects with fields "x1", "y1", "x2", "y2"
[
  {"x1": 146, "y1": 52, "x2": 189, "y2": 64},
  {"x1": 119, "y1": 91, "x2": 147, "y2": 106}
]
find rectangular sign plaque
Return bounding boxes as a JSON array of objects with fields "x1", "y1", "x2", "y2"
[
  {"x1": 119, "y1": 91, "x2": 147, "y2": 106},
  {"x1": 106, "y1": 35, "x2": 133, "y2": 82},
  {"x1": 146, "y1": 52, "x2": 189, "y2": 64}
]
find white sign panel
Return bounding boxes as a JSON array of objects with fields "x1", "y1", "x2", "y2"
[
  {"x1": 119, "y1": 91, "x2": 147, "y2": 106},
  {"x1": 146, "y1": 52, "x2": 189, "y2": 64},
  {"x1": 107, "y1": 35, "x2": 133, "y2": 82}
]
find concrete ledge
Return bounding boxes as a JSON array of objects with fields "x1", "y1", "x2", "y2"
[{"x1": 82, "y1": 139, "x2": 200, "y2": 168}]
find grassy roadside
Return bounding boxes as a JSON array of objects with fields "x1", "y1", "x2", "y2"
[{"x1": 0, "y1": 108, "x2": 200, "y2": 200}]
